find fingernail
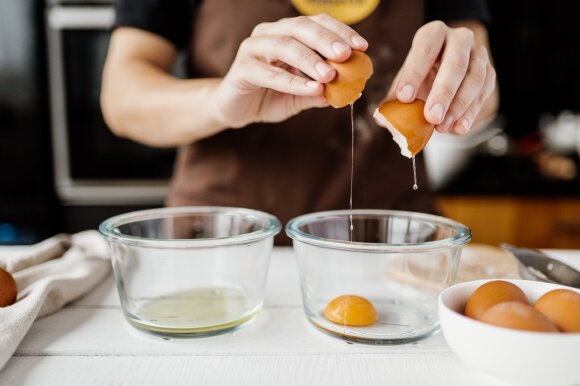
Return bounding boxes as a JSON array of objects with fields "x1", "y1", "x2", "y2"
[
  {"x1": 315, "y1": 62, "x2": 332, "y2": 77},
  {"x1": 430, "y1": 103, "x2": 444, "y2": 122},
  {"x1": 455, "y1": 118, "x2": 470, "y2": 134},
  {"x1": 332, "y1": 42, "x2": 349, "y2": 56},
  {"x1": 441, "y1": 114, "x2": 454, "y2": 131},
  {"x1": 351, "y1": 35, "x2": 368, "y2": 48},
  {"x1": 399, "y1": 84, "x2": 414, "y2": 101},
  {"x1": 306, "y1": 81, "x2": 320, "y2": 89},
  {"x1": 461, "y1": 118, "x2": 470, "y2": 130}
]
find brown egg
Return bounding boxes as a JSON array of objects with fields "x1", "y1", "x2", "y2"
[
  {"x1": 324, "y1": 51, "x2": 373, "y2": 108},
  {"x1": 373, "y1": 100, "x2": 435, "y2": 157},
  {"x1": 534, "y1": 289, "x2": 580, "y2": 333},
  {"x1": 324, "y1": 294, "x2": 377, "y2": 326},
  {"x1": 480, "y1": 302, "x2": 559, "y2": 332},
  {"x1": 0, "y1": 267, "x2": 17, "y2": 307},
  {"x1": 464, "y1": 280, "x2": 529, "y2": 320}
]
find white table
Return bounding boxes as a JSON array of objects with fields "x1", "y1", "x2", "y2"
[{"x1": 1, "y1": 247, "x2": 579, "y2": 386}]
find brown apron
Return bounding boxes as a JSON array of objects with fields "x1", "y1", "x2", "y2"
[{"x1": 167, "y1": 0, "x2": 436, "y2": 244}]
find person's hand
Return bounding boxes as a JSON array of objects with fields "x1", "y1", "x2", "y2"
[
  {"x1": 212, "y1": 14, "x2": 368, "y2": 129},
  {"x1": 388, "y1": 20, "x2": 497, "y2": 134}
]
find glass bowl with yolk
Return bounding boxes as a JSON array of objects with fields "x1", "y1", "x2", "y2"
[{"x1": 286, "y1": 209, "x2": 471, "y2": 344}]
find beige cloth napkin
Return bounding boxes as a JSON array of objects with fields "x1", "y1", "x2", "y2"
[{"x1": 0, "y1": 231, "x2": 110, "y2": 370}]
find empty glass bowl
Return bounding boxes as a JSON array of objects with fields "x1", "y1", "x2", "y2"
[
  {"x1": 99, "y1": 207, "x2": 280, "y2": 337},
  {"x1": 286, "y1": 209, "x2": 471, "y2": 344}
]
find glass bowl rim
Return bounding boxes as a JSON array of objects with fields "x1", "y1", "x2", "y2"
[
  {"x1": 99, "y1": 206, "x2": 281, "y2": 248},
  {"x1": 285, "y1": 209, "x2": 471, "y2": 252}
]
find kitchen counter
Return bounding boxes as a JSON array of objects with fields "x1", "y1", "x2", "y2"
[{"x1": 1, "y1": 247, "x2": 579, "y2": 386}]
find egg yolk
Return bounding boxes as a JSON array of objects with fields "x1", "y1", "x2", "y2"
[{"x1": 324, "y1": 295, "x2": 377, "y2": 326}]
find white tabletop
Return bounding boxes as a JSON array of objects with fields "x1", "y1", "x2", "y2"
[{"x1": 1, "y1": 247, "x2": 579, "y2": 386}]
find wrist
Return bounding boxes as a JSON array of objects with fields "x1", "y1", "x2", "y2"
[
  {"x1": 181, "y1": 78, "x2": 229, "y2": 143},
  {"x1": 210, "y1": 76, "x2": 259, "y2": 130},
  {"x1": 206, "y1": 78, "x2": 229, "y2": 130}
]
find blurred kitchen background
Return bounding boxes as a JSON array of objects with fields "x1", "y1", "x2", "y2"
[{"x1": 1, "y1": 0, "x2": 579, "y2": 247}]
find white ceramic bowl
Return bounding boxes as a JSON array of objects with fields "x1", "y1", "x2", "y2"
[{"x1": 439, "y1": 279, "x2": 580, "y2": 386}]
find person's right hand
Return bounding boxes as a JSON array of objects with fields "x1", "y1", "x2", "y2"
[{"x1": 212, "y1": 14, "x2": 368, "y2": 129}]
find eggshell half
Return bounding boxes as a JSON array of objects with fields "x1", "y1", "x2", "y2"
[
  {"x1": 324, "y1": 51, "x2": 373, "y2": 108},
  {"x1": 373, "y1": 100, "x2": 435, "y2": 158}
]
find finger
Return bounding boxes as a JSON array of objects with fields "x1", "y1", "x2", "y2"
[
  {"x1": 287, "y1": 65, "x2": 305, "y2": 77},
  {"x1": 251, "y1": 16, "x2": 352, "y2": 62},
  {"x1": 394, "y1": 21, "x2": 447, "y2": 103},
  {"x1": 385, "y1": 65, "x2": 435, "y2": 107},
  {"x1": 451, "y1": 63, "x2": 496, "y2": 134},
  {"x1": 293, "y1": 94, "x2": 330, "y2": 111},
  {"x1": 263, "y1": 94, "x2": 329, "y2": 123},
  {"x1": 240, "y1": 58, "x2": 324, "y2": 96},
  {"x1": 308, "y1": 13, "x2": 368, "y2": 50},
  {"x1": 241, "y1": 36, "x2": 336, "y2": 83},
  {"x1": 437, "y1": 45, "x2": 489, "y2": 132},
  {"x1": 424, "y1": 27, "x2": 474, "y2": 125}
]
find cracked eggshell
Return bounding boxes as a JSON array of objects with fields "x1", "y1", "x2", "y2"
[
  {"x1": 374, "y1": 99, "x2": 435, "y2": 158},
  {"x1": 324, "y1": 51, "x2": 373, "y2": 109}
]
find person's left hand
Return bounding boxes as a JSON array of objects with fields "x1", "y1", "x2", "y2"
[{"x1": 387, "y1": 20, "x2": 496, "y2": 134}]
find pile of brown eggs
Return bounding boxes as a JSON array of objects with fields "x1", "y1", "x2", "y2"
[{"x1": 465, "y1": 280, "x2": 580, "y2": 333}]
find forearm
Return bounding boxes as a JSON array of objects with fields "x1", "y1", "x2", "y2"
[
  {"x1": 101, "y1": 62, "x2": 225, "y2": 147},
  {"x1": 101, "y1": 28, "x2": 228, "y2": 147}
]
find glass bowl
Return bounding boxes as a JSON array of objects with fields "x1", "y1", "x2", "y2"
[
  {"x1": 286, "y1": 209, "x2": 471, "y2": 344},
  {"x1": 99, "y1": 206, "x2": 281, "y2": 338}
]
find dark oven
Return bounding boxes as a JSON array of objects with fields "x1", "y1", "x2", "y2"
[{"x1": 46, "y1": 0, "x2": 175, "y2": 206}]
